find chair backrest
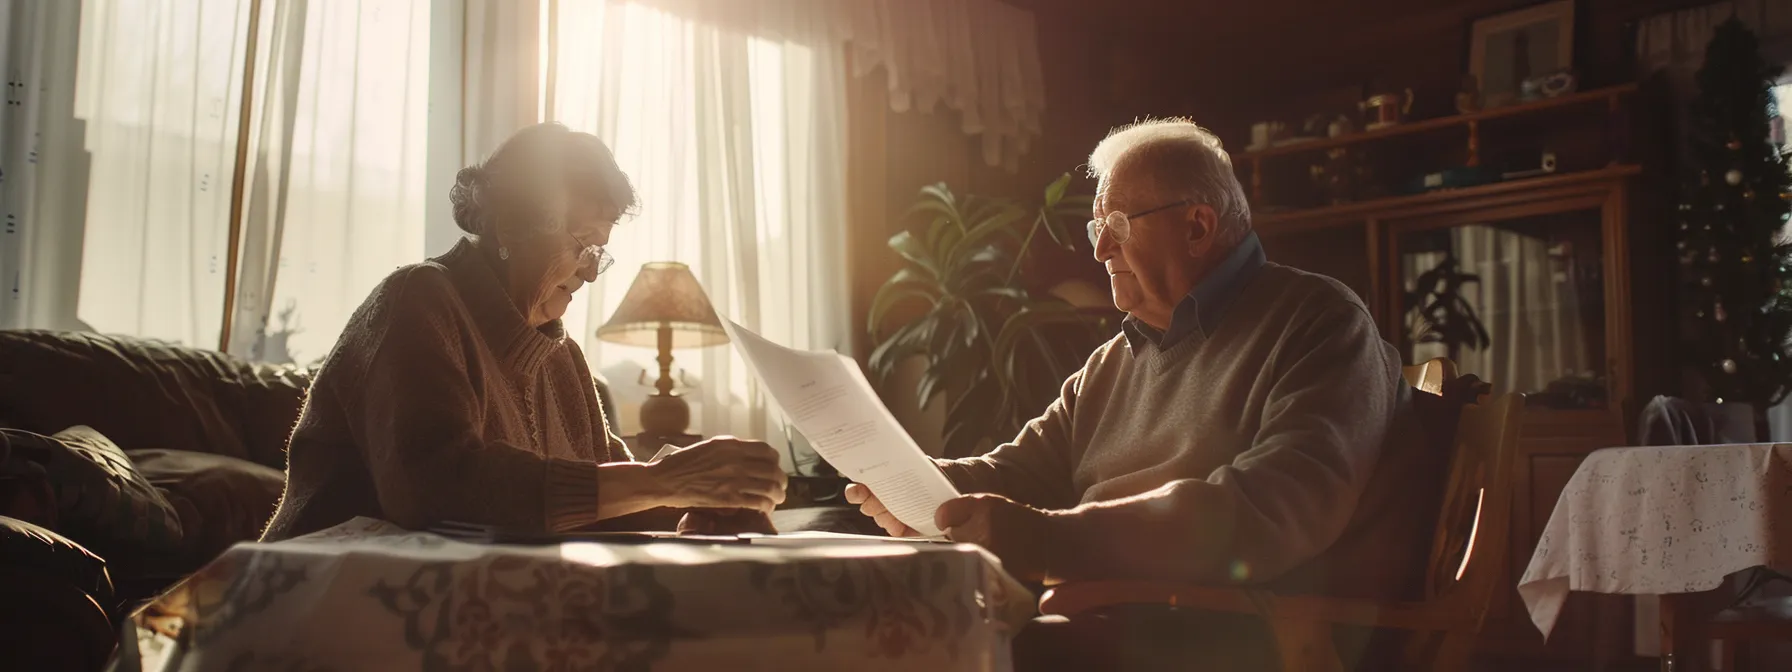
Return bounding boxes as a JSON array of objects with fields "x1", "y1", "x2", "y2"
[{"x1": 1422, "y1": 385, "x2": 1524, "y2": 628}]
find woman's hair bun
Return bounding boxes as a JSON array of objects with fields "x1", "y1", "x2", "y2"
[{"x1": 449, "y1": 164, "x2": 488, "y2": 234}]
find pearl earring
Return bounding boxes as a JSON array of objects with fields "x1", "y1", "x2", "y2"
[{"x1": 498, "y1": 246, "x2": 509, "y2": 260}]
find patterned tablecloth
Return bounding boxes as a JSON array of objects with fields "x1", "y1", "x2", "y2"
[
  {"x1": 123, "y1": 518, "x2": 1036, "y2": 671},
  {"x1": 1516, "y1": 443, "x2": 1792, "y2": 638}
]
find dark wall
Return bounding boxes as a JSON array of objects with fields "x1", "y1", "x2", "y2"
[{"x1": 1102, "y1": 0, "x2": 1694, "y2": 148}]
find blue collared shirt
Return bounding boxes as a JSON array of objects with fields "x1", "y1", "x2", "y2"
[{"x1": 1122, "y1": 231, "x2": 1267, "y2": 351}]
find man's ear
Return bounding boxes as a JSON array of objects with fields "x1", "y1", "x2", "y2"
[{"x1": 1186, "y1": 204, "x2": 1217, "y2": 257}]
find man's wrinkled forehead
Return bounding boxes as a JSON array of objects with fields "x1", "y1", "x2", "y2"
[{"x1": 1095, "y1": 156, "x2": 1148, "y2": 213}]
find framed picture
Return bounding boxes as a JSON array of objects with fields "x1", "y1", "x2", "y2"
[{"x1": 1469, "y1": 0, "x2": 1575, "y2": 108}]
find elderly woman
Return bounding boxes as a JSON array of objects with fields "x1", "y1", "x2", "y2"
[{"x1": 261, "y1": 123, "x2": 785, "y2": 541}]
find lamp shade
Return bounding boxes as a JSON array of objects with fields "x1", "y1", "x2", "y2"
[{"x1": 595, "y1": 261, "x2": 729, "y2": 349}]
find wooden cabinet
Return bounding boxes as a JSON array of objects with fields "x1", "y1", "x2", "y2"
[{"x1": 1257, "y1": 165, "x2": 1651, "y2": 667}]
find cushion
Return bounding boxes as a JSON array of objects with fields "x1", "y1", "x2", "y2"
[
  {"x1": 0, "y1": 329, "x2": 315, "y2": 470},
  {"x1": 0, "y1": 426, "x2": 183, "y2": 558},
  {"x1": 0, "y1": 434, "x2": 57, "y2": 527},
  {"x1": 0, "y1": 516, "x2": 119, "y2": 672},
  {"x1": 129, "y1": 449, "x2": 285, "y2": 566},
  {"x1": 0, "y1": 515, "x2": 114, "y2": 600}
]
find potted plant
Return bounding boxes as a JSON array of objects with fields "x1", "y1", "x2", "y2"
[
  {"x1": 1404, "y1": 251, "x2": 1491, "y2": 362},
  {"x1": 867, "y1": 174, "x2": 1110, "y2": 458}
]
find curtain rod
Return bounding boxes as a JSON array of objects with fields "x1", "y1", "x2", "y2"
[{"x1": 219, "y1": 0, "x2": 265, "y2": 353}]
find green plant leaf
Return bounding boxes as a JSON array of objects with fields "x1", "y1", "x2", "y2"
[
  {"x1": 866, "y1": 269, "x2": 941, "y2": 334},
  {"x1": 887, "y1": 231, "x2": 939, "y2": 277},
  {"x1": 918, "y1": 182, "x2": 957, "y2": 209},
  {"x1": 944, "y1": 246, "x2": 1010, "y2": 295},
  {"x1": 973, "y1": 286, "x2": 1029, "y2": 303},
  {"x1": 925, "y1": 300, "x2": 961, "y2": 356},
  {"x1": 867, "y1": 320, "x2": 928, "y2": 381},
  {"x1": 924, "y1": 215, "x2": 954, "y2": 256},
  {"x1": 958, "y1": 196, "x2": 996, "y2": 233},
  {"x1": 917, "y1": 367, "x2": 944, "y2": 410},
  {"x1": 942, "y1": 374, "x2": 1003, "y2": 457},
  {"x1": 1043, "y1": 173, "x2": 1071, "y2": 208},
  {"x1": 992, "y1": 303, "x2": 1092, "y2": 393},
  {"x1": 1044, "y1": 195, "x2": 1095, "y2": 250},
  {"x1": 946, "y1": 205, "x2": 1026, "y2": 271},
  {"x1": 910, "y1": 184, "x2": 965, "y2": 231}
]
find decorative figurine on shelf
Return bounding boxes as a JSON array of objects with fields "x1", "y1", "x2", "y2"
[
  {"x1": 1519, "y1": 77, "x2": 1543, "y2": 102},
  {"x1": 1360, "y1": 88, "x2": 1413, "y2": 131},
  {"x1": 1301, "y1": 113, "x2": 1331, "y2": 140},
  {"x1": 1248, "y1": 121, "x2": 1287, "y2": 151},
  {"x1": 1455, "y1": 74, "x2": 1482, "y2": 114},
  {"x1": 1327, "y1": 113, "x2": 1356, "y2": 138},
  {"x1": 1539, "y1": 68, "x2": 1578, "y2": 97}
]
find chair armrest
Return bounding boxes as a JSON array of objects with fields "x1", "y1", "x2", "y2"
[{"x1": 1040, "y1": 581, "x2": 1472, "y2": 632}]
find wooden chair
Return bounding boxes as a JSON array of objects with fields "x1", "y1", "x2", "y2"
[
  {"x1": 1402, "y1": 357, "x2": 1454, "y2": 395},
  {"x1": 1039, "y1": 361, "x2": 1525, "y2": 671}
]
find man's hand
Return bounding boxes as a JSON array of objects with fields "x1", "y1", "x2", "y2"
[
  {"x1": 843, "y1": 482, "x2": 919, "y2": 537},
  {"x1": 936, "y1": 494, "x2": 1062, "y2": 582}
]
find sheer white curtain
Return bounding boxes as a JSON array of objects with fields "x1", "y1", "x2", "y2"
[
  {"x1": 72, "y1": 0, "x2": 429, "y2": 363},
  {"x1": 233, "y1": 0, "x2": 430, "y2": 364},
  {"x1": 549, "y1": 0, "x2": 851, "y2": 453},
  {"x1": 0, "y1": 0, "x2": 89, "y2": 332},
  {"x1": 73, "y1": 0, "x2": 253, "y2": 348}
]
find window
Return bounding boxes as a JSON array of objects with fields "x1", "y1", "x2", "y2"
[
  {"x1": 546, "y1": 1, "x2": 851, "y2": 442},
  {"x1": 71, "y1": 0, "x2": 431, "y2": 364}
]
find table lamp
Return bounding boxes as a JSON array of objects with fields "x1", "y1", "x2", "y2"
[{"x1": 595, "y1": 262, "x2": 729, "y2": 437}]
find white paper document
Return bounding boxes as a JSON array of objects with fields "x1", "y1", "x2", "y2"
[
  {"x1": 740, "y1": 531, "x2": 948, "y2": 547},
  {"x1": 720, "y1": 318, "x2": 961, "y2": 537}
]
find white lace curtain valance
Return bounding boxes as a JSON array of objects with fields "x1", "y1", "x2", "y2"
[{"x1": 629, "y1": 0, "x2": 1045, "y2": 171}]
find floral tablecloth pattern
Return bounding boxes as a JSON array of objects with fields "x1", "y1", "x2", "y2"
[
  {"x1": 129, "y1": 518, "x2": 1035, "y2": 671},
  {"x1": 1516, "y1": 443, "x2": 1792, "y2": 638}
]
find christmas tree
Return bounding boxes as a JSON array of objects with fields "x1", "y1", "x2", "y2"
[{"x1": 1677, "y1": 18, "x2": 1792, "y2": 439}]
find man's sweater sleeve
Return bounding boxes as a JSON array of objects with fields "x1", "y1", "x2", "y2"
[
  {"x1": 934, "y1": 364, "x2": 1087, "y2": 510},
  {"x1": 1059, "y1": 304, "x2": 1398, "y2": 583},
  {"x1": 338, "y1": 270, "x2": 603, "y2": 533}
]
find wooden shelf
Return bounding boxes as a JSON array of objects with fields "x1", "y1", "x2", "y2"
[
  {"x1": 1240, "y1": 83, "x2": 1638, "y2": 161},
  {"x1": 1254, "y1": 163, "x2": 1643, "y2": 232}
]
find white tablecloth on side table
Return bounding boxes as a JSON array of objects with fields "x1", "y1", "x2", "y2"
[
  {"x1": 1516, "y1": 443, "x2": 1792, "y2": 638},
  {"x1": 126, "y1": 518, "x2": 1035, "y2": 671}
]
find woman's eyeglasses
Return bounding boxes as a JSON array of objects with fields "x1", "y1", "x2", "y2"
[
  {"x1": 569, "y1": 232, "x2": 614, "y2": 275},
  {"x1": 1086, "y1": 199, "x2": 1195, "y2": 246}
]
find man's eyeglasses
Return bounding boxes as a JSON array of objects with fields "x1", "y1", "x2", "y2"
[
  {"x1": 569, "y1": 232, "x2": 614, "y2": 275},
  {"x1": 1086, "y1": 199, "x2": 1194, "y2": 246}
]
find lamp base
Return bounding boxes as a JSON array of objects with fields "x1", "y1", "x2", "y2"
[{"x1": 639, "y1": 391, "x2": 691, "y2": 437}]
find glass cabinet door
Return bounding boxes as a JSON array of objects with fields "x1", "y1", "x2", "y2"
[{"x1": 1393, "y1": 207, "x2": 1607, "y2": 409}]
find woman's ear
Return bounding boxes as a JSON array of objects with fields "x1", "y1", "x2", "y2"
[{"x1": 486, "y1": 227, "x2": 512, "y2": 261}]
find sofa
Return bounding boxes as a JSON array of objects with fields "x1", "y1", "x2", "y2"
[{"x1": 0, "y1": 329, "x2": 324, "y2": 667}]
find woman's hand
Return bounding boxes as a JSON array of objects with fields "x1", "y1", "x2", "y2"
[
  {"x1": 647, "y1": 436, "x2": 788, "y2": 513},
  {"x1": 677, "y1": 508, "x2": 778, "y2": 535}
]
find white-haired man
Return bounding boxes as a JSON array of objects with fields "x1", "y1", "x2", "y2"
[{"x1": 848, "y1": 119, "x2": 1433, "y2": 668}]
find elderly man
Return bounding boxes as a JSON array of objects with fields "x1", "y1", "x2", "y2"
[{"x1": 847, "y1": 119, "x2": 1432, "y2": 668}]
